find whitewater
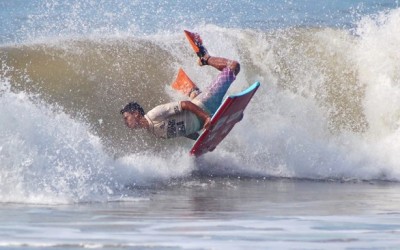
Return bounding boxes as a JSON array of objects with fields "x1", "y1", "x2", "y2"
[{"x1": 1, "y1": 0, "x2": 400, "y2": 249}]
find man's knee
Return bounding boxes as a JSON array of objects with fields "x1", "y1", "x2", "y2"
[{"x1": 230, "y1": 60, "x2": 240, "y2": 76}]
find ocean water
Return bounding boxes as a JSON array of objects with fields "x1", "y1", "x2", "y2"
[{"x1": 1, "y1": 0, "x2": 400, "y2": 249}]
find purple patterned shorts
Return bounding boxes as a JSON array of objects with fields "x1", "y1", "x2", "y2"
[{"x1": 192, "y1": 67, "x2": 236, "y2": 115}]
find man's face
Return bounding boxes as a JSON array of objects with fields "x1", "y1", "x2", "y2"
[{"x1": 122, "y1": 111, "x2": 141, "y2": 129}]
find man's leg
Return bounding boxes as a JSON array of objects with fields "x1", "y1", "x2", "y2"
[
  {"x1": 188, "y1": 33, "x2": 241, "y2": 113},
  {"x1": 189, "y1": 56, "x2": 240, "y2": 100},
  {"x1": 202, "y1": 55, "x2": 240, "y2": 76},
  {"x1": 192, "y1": 56, "x2": 240, "y2": 115}
]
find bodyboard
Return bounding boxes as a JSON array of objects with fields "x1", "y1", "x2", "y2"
[
  {"x1": 171, "y1": 68, "x2": 197, "y2": 96},
  {"x1": 190, "y1": 82, "x2": 261, "y2": 157}
]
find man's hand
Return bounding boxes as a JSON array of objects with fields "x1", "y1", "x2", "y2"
[
  {"x1": 203, "y1": 116, "x2": 212, "y2": 130},
  {"x1": 181, "y1": 101, "x2": 212, "y2": 130}
]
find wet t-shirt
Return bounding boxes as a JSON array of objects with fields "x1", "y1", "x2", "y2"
[{"x1": 144, "y1": 101, "x2": 202, "y2": 139}]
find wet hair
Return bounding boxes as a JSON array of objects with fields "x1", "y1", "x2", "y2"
[{"x1": 120, "y1": 102, "x2": 145, "y2": 116}]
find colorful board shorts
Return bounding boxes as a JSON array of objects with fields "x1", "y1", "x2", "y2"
[{"x1": 192, "y1": 67, "x2": 236, "y2": 115}]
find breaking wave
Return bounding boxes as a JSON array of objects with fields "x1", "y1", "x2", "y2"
[{"x1": 1, "y1": 7, "x2": 400, "y2": 203}]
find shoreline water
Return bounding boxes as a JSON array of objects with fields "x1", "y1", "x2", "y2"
[{"x1": 1, "y1": 178, "x2": 400, "y2": 249}]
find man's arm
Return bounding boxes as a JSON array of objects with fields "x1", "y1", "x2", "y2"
[{"x1": 181, "y1": 101, "x2": 212, "y2": 130}]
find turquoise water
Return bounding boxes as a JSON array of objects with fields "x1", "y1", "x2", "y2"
[{"x1": 1, "y1": 0, "x2": 400, "y2": 249}]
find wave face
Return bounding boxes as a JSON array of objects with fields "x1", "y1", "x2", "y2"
[{"x1": 1, "y1": 6, "x2": 400, "y2": 203}]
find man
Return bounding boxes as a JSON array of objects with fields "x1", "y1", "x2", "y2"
[{"x1": 120, "y1": 36, "x2": 240, "y2": 140}]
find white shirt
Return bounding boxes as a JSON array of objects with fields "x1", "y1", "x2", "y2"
[{"x1": 145, "y1": 101, "x2": 202, "y2": 139}]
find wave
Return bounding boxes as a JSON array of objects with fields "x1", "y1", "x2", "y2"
[{"x1": 1, "y1": 8, "x2": 400, "y2": 203}]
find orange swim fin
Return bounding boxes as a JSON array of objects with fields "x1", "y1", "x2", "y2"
[
  {"x1": 184, "y1": 30, "x2": 202, "y2": 54},
  {"x1": 184, "y1": 30, "x2": 208, "y2": 60},
  {"x1": 171, "y1": 68, "x2": 198, "y2": 96}
]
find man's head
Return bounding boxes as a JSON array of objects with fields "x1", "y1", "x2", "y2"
[{"x1": 120, "y1": 102, "x2": 145, "y2": 129}]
